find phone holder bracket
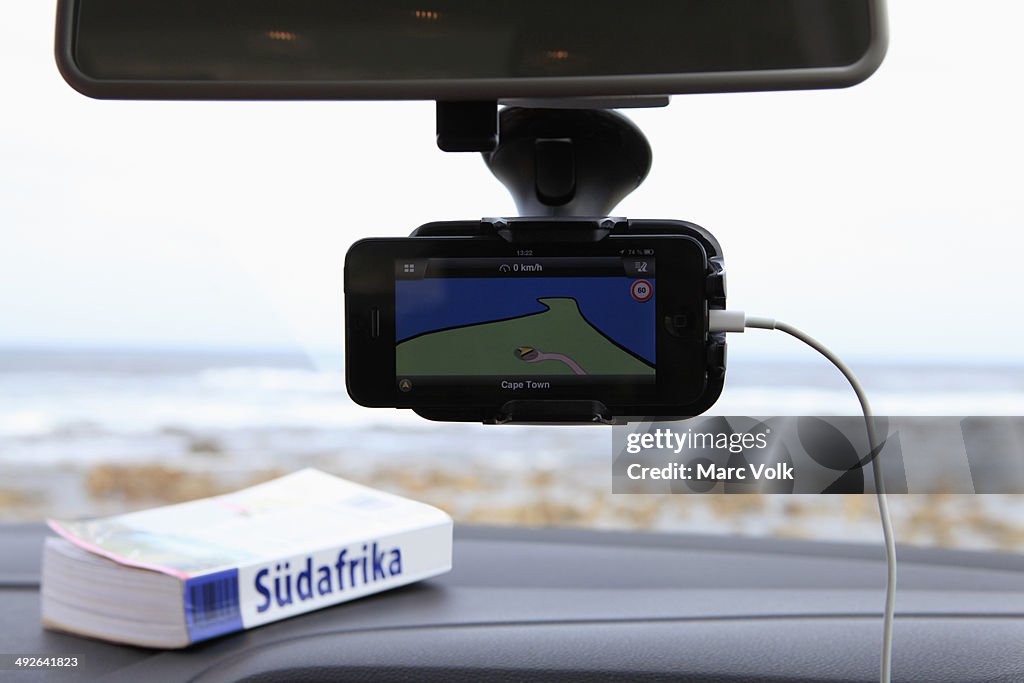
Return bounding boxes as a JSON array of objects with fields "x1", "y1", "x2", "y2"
[{"x1": 406, "y1": 217, "x2": 728, "y2": 425}]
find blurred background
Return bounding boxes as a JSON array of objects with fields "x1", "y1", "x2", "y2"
[{"x1": 2, "y1": 1, "x2": 1023, "y2": 551}]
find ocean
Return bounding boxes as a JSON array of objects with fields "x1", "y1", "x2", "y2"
[{"x1": 3, "y1": 348, "x2": 1024, "y2": 461}]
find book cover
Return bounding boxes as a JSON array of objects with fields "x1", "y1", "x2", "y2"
[{"x1": 43, "y1": 469, "x2": 453, "y2": 646}]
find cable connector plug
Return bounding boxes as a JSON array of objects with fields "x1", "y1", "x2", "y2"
[{"x1": 708, "y1": 309, "x2": 776, "y2": 333}]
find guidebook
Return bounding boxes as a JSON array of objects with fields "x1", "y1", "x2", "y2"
[{"x1": 41, "y1": 469, "x2": 453, "y2": 648}]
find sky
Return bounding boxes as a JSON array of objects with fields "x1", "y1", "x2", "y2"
[{"x1": 1, "y1": 1, "x2": 1022, "y2": 364}]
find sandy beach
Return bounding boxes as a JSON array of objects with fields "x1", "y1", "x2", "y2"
[{"x1": 5, "y1": 454, "x2": 1024, "y2": 554}]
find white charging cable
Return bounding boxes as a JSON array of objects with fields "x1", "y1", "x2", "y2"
[{"x1": 710, "y1": 309, "x2": 896, "y2": 683}]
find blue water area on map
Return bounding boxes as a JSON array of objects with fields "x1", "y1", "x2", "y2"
[{"x1": 395, "y1": 276, "x2": 656, "y2": 364}]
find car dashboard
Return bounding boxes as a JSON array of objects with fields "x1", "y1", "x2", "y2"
[{"x1": 2, "y1": 524, "x2": 1024, "y2": 682}]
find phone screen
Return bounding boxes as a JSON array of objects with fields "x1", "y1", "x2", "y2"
[
  {"x1": 393, "y1": 256, "x2": 656, "y2": 393},
  {"x1": 344, "y1": 228, "x2": 719, "y2": 420}
]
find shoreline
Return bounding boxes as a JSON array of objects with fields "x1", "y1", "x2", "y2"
[{"x1": 4, "y1": 459, "x2": 1024, "y2": 555}]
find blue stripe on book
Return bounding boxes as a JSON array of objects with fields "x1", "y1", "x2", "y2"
[{"x1": 183, "y1": 569, "x2": 244, "y2": 643}]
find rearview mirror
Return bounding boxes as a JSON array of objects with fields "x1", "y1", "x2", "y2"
[{"x1": 55, "y1": 0, "x2": 887, "y2": 101}]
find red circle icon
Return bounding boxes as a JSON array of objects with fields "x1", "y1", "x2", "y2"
[{"x1": 631, "y1": 279, "x2": 653, "y2": 302}]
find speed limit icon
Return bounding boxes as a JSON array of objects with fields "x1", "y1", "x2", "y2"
[{"x1": 630, "y1": 279, "x2": 653, "y2": 302}]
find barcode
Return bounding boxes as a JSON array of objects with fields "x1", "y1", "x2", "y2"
[
  {"x1": 184, "y1": 569, "x2": 243, "y2": 641},
  {"x1": 189, "y1": 575, "x2": 238, "y2": 624}
]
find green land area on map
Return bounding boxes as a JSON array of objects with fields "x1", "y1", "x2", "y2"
[{"x1": 396, "y1": 297, "x2": 654, "y2": 376}]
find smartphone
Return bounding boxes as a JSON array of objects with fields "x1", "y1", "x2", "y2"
[{"x1": 344, "y1": 220, "x2": 725, "y2": 423}]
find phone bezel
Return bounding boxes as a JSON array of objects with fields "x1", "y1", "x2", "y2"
[{"x1": 345, "y1": 234, "x2": 711, "y2": 415}]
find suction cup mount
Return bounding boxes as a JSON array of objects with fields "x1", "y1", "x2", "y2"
[{"x1": 436, "y1": 101, "x2": 653, "y2": 218}]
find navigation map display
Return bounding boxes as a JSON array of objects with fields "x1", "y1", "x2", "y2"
[{"x1": 394, "y1": 256, "x2": 656, "y2": 391}]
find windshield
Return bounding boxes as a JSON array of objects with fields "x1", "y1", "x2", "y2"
[{"x1": 2, "y1": 0, "x2": 1023, "y2": 555}]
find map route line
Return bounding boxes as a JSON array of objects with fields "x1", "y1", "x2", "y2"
[{"x1": 514, "y1": 346, "x2": 587, "y2": 376}]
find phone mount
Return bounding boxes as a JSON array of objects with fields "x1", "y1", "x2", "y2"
[
  {"x1": 436, "y1": 102, "x2": 652, "y2": 217},
  {"x1": 396, "y1": 102, "x2": 728, "y2": 425},
  {"x1": 406, "y1": 216, "x2": 727, "y2": 424}
]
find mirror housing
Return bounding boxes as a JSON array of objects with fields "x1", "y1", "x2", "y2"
[{"x1": 55, "y1": 0, "x2": 887, "y2": 101}]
